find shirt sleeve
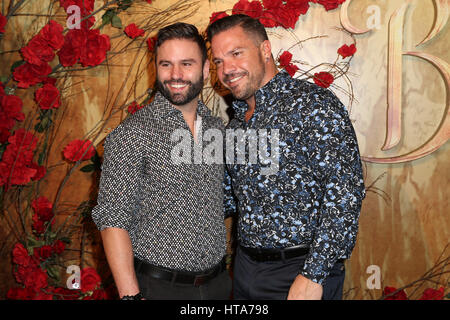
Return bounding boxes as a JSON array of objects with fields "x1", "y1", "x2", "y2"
[
  {"x1": 91, "y1": 124, "x2": 144, "y2": 232},
  {"x1": 299, "y1": 89, "x2": 366, "y2": 285},
  {"x1": 223, "y1": 166, "x2": 237, "y2": 218}
]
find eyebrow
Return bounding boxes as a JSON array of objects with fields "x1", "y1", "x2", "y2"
[
  {"x1": 158, "y1": 58, "x2": 198, "y2": 65},
  {"x1": 212, "y1": 47, "x2": 245, "y2": 62}
]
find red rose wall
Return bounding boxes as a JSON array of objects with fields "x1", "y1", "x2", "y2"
[{"x1": 0, "y1": 0, "x2": 448, "y2": 299}]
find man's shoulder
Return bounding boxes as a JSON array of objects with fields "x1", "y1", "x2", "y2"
[
  {"x1": 106, "y1": 104, "x2": 156, "y2": 142},
  {"x1": 283, "y1": 77, "x2": 345, "y2": 111}
]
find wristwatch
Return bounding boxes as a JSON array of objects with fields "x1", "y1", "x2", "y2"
[{"x1": 120, "y1": 292, "x2": 143, "y2": 300}]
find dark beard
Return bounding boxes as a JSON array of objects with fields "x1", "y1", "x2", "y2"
[{"x1": 156, "y1": 75, "x2": 204, "y2": 106}]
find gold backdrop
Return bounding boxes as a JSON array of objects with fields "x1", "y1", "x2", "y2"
[{"x1": 0, "y1": 0, "x2": 448, "y2": 299}]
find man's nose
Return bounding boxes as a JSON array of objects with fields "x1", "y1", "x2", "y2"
[
  {"x1": 170, "y1": 64, "x2": 183, "y2": 80},
  {"x1": 222, "y1": 59, "x2": 236, "y2": 75}
]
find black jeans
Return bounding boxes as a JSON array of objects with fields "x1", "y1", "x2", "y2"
[
  {"x1": 233, "y1": 246, "x2": 345, "y2": 300},
  {"x1": 135, "y1": 264, "x2": 232, "y2": 300}
]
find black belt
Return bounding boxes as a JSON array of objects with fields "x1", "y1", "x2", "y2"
[
  {"x1": 134, "y1": 256, "x2": 227, "y2": 287},
  {"x1": 240, "y1": 244, "x2": 310, "y2": 262},
  {"x1": 240, "y1": 245, "x2": 346, "y2": 264}
]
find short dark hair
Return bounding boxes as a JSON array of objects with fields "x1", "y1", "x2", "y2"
[
  {"x1": 155, "y1": 22, "x2": 207, "y2": 64},
  {"x1": 206, "y1": 14, "x2": 268, "y2": 45}
]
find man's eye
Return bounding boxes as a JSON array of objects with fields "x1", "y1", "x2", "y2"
[{"x1": 233, "y1": 51, "x2": 241, "y2": 57}]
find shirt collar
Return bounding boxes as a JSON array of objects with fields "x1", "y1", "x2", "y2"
[
  {"x1": 149, "y1": 91, "x2": 212, "y2": 120},
  {"x1": 232, "y1": 69, "x2": 290, "y2": 121}
]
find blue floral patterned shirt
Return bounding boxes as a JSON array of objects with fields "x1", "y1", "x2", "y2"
[{"x1": 223, "y1": 70, "x2": 366, "y2": 284}]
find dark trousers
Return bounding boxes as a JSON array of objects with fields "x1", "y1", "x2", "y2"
[
  {"x1": 233, "y1": 246, "x2": 345, "y2": 300},
  {"x1": 135, "y1": 264, "x2": 232, "y2": 300}
]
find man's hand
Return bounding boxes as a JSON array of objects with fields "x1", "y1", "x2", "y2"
[{"x1": 287, "y1": 274, "x2": 323, "y2": 300}]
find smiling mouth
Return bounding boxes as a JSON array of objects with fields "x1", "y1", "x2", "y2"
[
  {"x1": 224, "y1": 73, "x2": 246, "y2": 87},
  {"x1": 165, "y1": 81, "x2": 190, "y2": 90}
]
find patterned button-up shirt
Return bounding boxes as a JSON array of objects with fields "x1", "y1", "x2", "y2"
[
  {"x1": 92, "y1": 92, "x2": 227, "y2": 272},
  {"x1": 223, "y1": 70, "x2": 366, "y2": 284}
]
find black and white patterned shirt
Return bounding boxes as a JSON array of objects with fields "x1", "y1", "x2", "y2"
[
  {"x1": 223, "y1": 70, "x2": 366, "y2": 284},
  {"x1": 92, "y1": 92, "x2": 227, "y2": 272}
]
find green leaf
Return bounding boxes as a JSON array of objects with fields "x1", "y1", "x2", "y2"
[
  {"x1": 27, "y1": 236, "x2": 45, "y2": 251},
  {"x1": 59, "y1": 237, "x2": 71, "y2": 244},
  {"x1": 0, "y1": 75, "x2": 7, "y2": 83},
  {"x1": 34, "y1": 117, "x2": 51, "y2": 133},
  {"x1": 10, "y1": 60, "x2": 25, "y2": 73},
  {"x1": 46, "y1": 264, "x2": 60, "y2": 282},
  {"x1": 101, "y1": 9, "x2": 115, "y2": 27},
  {"x1": 80, "y1": 164, "x2": 95, "y2": 172},
  {"x1": 91, "y1": 152, "x2": 102, "y2": 170},
  {"x1": 111, "y1": 15, "x2": 122, "y2": 29},
  {"x1": 118, "y1": 0, "x2": 133, "y2": 11}
]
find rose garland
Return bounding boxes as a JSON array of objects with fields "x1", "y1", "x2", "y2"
[
  {"x1": 1, "y1": 0, "x2": 205, "y2": 300},
  {"x1": 210, "y1": 0, "x2": 356, "y2": 90}
]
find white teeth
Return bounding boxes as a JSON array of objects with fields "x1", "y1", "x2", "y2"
[
  {"x1": 170, "y1": 84, "x2": 187, "y2": 88},
  {"x1": 229, "y1": 75, "x2": 243, "y2": 83}
]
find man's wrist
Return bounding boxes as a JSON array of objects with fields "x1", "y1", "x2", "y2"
[{"x1": 120, "y1": 292, "x2": 143, "y2": 300}]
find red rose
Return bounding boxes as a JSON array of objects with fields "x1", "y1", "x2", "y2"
[
  {"x1": 26, "y1": 267, "x2": 48, "y2": 291},
  {"x1": 419, "y1": 287, "x2": 445, "y2": 300},
  {"x1": 0, "y1": 94, "x2": 25, "y2": 122},
  {"x1": 12, "y1": 243, "x2": 33, "y2": 267},
  {"x1": 337, "y1": 43, "x2": 356, "y2": 58},
  {"x1": 39, "y1": 20, "x2": 64, "y2": 50},
  {"x1": 285, "y1": 63, "x2": 299, "y2": 77},
  {"x1": 32, "y1": 196, "x2": 53, "y2": 221},
  {"x1": 147, "y1": 36, "x2": 157, "y2": 52},
  {"x1": 233, "y1": 0, "x2": 263, "y2": 19},
  {"x1": 124, "y1": 23, "x2": 145, "y2": 39},
  {"x1": 272, "y1": 6, "x2": 300, "y2": 29},
  {"x1": 57, "y1": 29, "x2": 86, "y2": 67},
  {"x1": 0, "y1": 128, "x2": 10, "y2": 143},
  {"x1": 127, "y1": 102, "x2": 145, "y2": 115},
  {"x1": 21, "y1": 35, "x2": 55, "y2": 66},
  {"x1": 42, "y1": 77, "x2": 57, "y2": 85},
  {"x1": 313, "y1": 71, "x2": 334, "y2": 88},
  {"x1": 52, "y1": 287, "x2": 80, "y2": 300},
  {"x1": 263, "y1": 0, "x2": 282, "y2": 9},
  {"x1": 79, "y1": 29, "x2": 110, "y2": 67},
  {"x1": 81, "y1": 267, "x2": 102, "y2": 292},
  {"x1": 279, "y1": 51, "x2": 293, "y2": 67},
  {"x1": 146, "y1": 0, "x2": 152, "y2": 4},
  {"x1": 63, "y1": 139, "x2": 96, "y2": 162},
  {"x1": 30, "y1": 163, "x2": 46, "y2": 181},
  {"x1": 6, "y1": 287, "x2": 35, "y2": 300},
  {"x1": 13, "y1": 62, "x2": 52, "y2": 88},
  {"x1": 259, "y1": 10, "x2": 278, "y2": 28},
  {"x1": 210, "y1": 11, "x2": 229, "y2": 24},
  {"x1": 0, "y1": 129, "x2": 38, "y2": 188},
  {"x1": 34, "y1": 245, "x2": 53, "y2": 260},
  {"x1": 285, "y1": 0, "x2": 310, "y2": 15},
  {"x1": 35, "y1": 83, "x2": 61, "y2": 109},
  {"x1": 383, "y1": 286, "x2": 408, "y2": 300},
  {"x1": 32, "y1": 214, "x2": 46, "y2": 234},
  {"x1": 312, "y1": 0, "x2": 346, "y2": 11},
  {"x1": 58, "y1": 42, "x2": 81, "y2": 67},
  {"x1": 33, "y1": 291, "x2": 53, "y2": 300},
  {"x1": 53, "y1": 239, "x2": 65, "y2": 254},
  {"x1": 0, "y1": 13, "x2": 7, "y2": 33}
]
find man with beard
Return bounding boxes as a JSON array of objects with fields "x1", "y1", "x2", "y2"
[
  {"x1": 92, "y1": 23, "x2": 231, "y2": 300},
  {"x1": 207, "y1": 15, "x2": 365, "y2": 300}
]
